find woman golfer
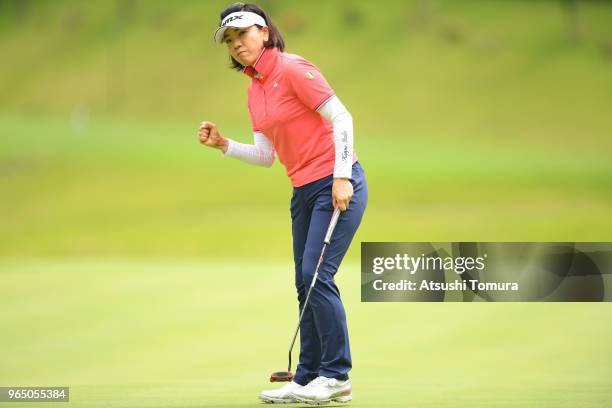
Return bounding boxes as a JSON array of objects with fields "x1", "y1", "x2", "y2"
[{"x1": 200, "y1": 3, "x2": 367, "y2": 404}]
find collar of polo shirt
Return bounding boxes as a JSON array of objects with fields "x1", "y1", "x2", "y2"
[
  {"x1": 243, "y1": 47, "x2": 280, "y2": 82},
  {"x1": 214, "y1": 11, "x2": 267, "y2": 44}
]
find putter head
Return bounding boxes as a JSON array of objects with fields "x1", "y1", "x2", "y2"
[{"x1": 270, "y1": 371, "x2": 294, "y2": 382}]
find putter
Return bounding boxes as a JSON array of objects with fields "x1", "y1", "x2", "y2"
[{"x1": 270, "y1": 206, "x2": 342, "y2": 382}]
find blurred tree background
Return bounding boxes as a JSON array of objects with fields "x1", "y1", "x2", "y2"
[{"x1": 1, "y1": 0, "x2": 611, "y2": 259}]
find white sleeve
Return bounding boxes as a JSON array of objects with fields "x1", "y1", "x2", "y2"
[
  {"x1": 317, "y1": 95, "x2": 353, "y2": 179},
  {"x1": 222, "y1": 131, "x2": 275, "y2": 167}
]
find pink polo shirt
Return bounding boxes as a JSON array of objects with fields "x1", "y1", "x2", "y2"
[{"x1": 244, "y1": 47, "x2": 357, "y2": 187}]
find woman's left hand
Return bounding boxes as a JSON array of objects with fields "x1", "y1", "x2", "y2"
[{"x1": 332, "y1": 178, "x2": 353, "y2": 211}]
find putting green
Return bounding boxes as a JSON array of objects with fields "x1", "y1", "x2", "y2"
[{"x1": 1, "y1": 259, "x2": 611, "y2": 407}]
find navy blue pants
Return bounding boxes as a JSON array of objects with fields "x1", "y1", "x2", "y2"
[{"x1": 291, "y1": 161, "x2": 368, "y2": 386}]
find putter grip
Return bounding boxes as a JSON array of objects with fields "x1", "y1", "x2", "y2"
[{"x1": 323, "y1": 207, "x2": 341, "y2": 245}]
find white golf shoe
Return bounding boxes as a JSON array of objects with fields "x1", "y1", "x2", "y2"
[
  {"x1": 290, "y1": 376, "x2": 352, "y2": 405},
  {"x1": 259, "y1": 381, "x2": 304, "y2": 404}
]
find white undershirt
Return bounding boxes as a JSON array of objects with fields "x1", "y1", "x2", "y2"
[{"x1": 221, "y1": 95, "x2": 354, "y2": 179}]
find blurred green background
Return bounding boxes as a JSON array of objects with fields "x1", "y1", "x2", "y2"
[{"x1": 1, "y1": 0, "x2": 611, "y2": 407}]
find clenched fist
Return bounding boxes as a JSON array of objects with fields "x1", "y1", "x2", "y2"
[{"x1": 199, "y1": 121, "x2": 229, "y2": 152}]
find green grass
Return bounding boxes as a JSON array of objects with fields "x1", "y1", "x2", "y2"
[
  {"x1": 1, "y1": 1, "x2": 611, "y2": 257},
  {"x1": 1, "y1": 2, "x2": 612, "y2": 405},
  {"x1": 1, "y1": 258, "x2": 611, "y2": 407},
  {"x1": 1, "y1": 112, "x2": 611, "y2": 259},
  {"x1": 1, "y1": 1, "x2": 611, "y2": 259},
  {"x1": 1, "y1": 0, "x2": 612, "y2": 140}
]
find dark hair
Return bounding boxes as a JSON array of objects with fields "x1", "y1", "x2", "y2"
[{"x1": 219, "y1": 2, "x2": 285, "y2": 71}]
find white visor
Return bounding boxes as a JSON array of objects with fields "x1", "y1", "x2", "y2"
[{"x1": 214, "y1": 11, "x2": 267, "y2": 44}]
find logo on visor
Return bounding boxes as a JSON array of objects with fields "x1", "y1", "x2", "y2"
[{"x1": 222, "y1": 14, "x2": 243, "y2": 26}]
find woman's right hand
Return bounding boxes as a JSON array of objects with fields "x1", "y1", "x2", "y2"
[{"x1": 199, "y1": 121, "x2": 229, "y2": 153}]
